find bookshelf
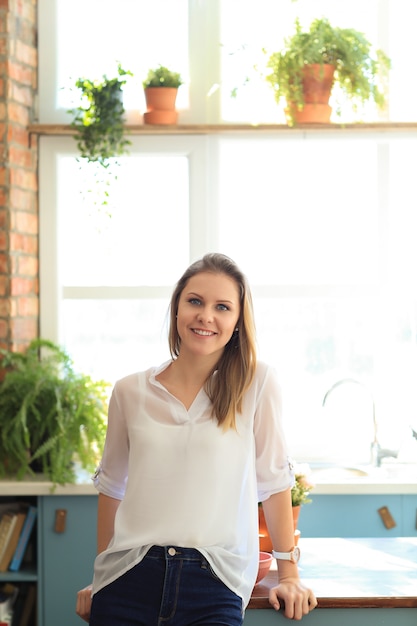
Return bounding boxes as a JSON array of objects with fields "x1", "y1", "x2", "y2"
[{"x1": 0, "y1": 485, "x2": 98, "y2": 626}]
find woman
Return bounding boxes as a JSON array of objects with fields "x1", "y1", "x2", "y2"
[{"x1": 76, "y1": 253, "x2": 317, "y2": 624}]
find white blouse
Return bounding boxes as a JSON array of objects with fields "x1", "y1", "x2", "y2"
[{"x1": 92, "y1": 360, "x2": 293, "y2": 609}]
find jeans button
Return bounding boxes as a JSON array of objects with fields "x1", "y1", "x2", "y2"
[{"x1": 168, "y1": 547, "x2": 176, "y2": 556}]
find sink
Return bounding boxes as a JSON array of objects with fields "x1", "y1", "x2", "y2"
[{"x1": 311, "y1": 466, "x2": 370, "y2": 480}]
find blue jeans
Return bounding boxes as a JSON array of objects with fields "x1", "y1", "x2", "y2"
[{"x1": 89, "y1": 546, "x2": 244, "y2": 626}]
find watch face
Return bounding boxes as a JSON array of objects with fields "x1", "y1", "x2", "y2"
[{"x1": 292, "y1": 546, "x2": 301, "y2": 563}]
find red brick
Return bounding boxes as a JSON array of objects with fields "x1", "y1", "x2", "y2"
[
  {"x1": 17, "y1": 295, "x2": 38, "y2": 316},
  {"x1": 9, "y1": 187, "x2": 34, "y2": 210},
  {"x1": 7, "y1": 60, "x2": 33, "y2": 86},
  {"x1": 0, "y1": 230, "x2": 7, "y2": 251},
  {"x1": 10, "y1": 276, "x2": 37, "y2": 296},
  {"x1": 7, "y1": 101, "x2": 29, "y2": 126},
  {"x1": 0, "y1": 208, "x2": 7, "y2": 227},
  {"x1": 0, "y1": 252, "x2": 8, "y2": 272},
  {"x1": 17, "y1": 254, "x2": 37, "y2": 276},
  {"x1": 0, "y1": 297, "x2": 10, "y2": 315},
  {"x1": 8, "y1": 144, "x2": 32, "y2": 167},
  {"x1": 0, "y1": 167, "x2": 7, "y2": 186},
  {"x1": 7, "y1": 124, "x2": 28, "y2": 146},
  {"x1": 0, "y1": 275, "x2": 8, "y2": 295},
  {"x1": 12, "y1": 208, "x2": 37, "y2": 231},
  {"x1": 10, "y1": 168, "x2": 37, "y2": 191},
  {"x1": 0, "y1": 318, "x2": 8, "y2": 339},
  {"x1": 15, "y1": 40, "x2": 37, "y2": 68},
  {"x1": 9, "y1": 232, "x2": 37, "y2": 254}
]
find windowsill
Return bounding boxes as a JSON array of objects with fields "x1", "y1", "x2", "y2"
[{"x1": 28, "y1": 122, "x2": 417, "y2": 136}]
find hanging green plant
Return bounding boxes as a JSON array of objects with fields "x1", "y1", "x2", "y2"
[{"x1": 68, "y1": 63, "x2": 133, "y2": 167}]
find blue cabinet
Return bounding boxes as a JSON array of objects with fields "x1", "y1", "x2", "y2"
[
  {"x1": 41, "y1": 494, "x2": 98, "y2": 626},
  {"x1": 244, "y1": 608, "x2": 417, "y2": 625},
  {"x1": 298, "y1": 494, "x2": 417, "y2": 537},
  {"x1": 1, "y1": 490, "x2": 416, "y2": 625}
]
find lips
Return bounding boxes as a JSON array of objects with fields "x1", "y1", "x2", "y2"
[{"x1": 192, "y1": 328, "x2": 216, "y2": 336}]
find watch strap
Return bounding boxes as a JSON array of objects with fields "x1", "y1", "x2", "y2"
[{"x1": 272, "y1": 546, "x2": 300, "y2": 563}]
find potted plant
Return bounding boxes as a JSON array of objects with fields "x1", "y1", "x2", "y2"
[
  {"x1": 266, "y1": 17, "x2": 391, "y2": 126},
  {"x1": 0, "y1": 339, "x2": 110, "y2": 486},
  {"x1": 68, "y1": 63, "x2": 133, "y2": 166},
  {"x1": 142, "y1": 65, "x2": 183, "y2": 125}
]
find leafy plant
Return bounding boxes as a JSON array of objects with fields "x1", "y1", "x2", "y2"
[
  {"x1": 68, "y1": 63, "x2": 133, "y2": 167},
  {"x1": 266, "y1": 17, "x2": 391, "y2": 125},
  {"x1": 291, "y1": 469, "x2": 314, "y2": 507},
  {"x1": 0, "y1": 339, "x2": 110, "y2": 485},
  {"x1": 142, "y1": 65, "x2": 183, "y2": 89}
]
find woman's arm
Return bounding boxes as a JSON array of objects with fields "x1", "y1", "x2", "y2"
[
  {"x1": 76, "y1": 493, "x2": 121, "y2": 622},
  {"x1": 262, "y1": 489, "x2": 317, "y2": 620},
  {"x1": 97, "y1": 493, "x2": 121, "y2": 553}
]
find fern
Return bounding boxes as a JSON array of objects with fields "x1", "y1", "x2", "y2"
[{"x1": 0, "y1": 339, "x2": 109, "y2": 485}]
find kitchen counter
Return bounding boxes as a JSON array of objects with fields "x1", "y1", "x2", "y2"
[
  {"x1": 250, "y1": 537, "x2": 417, "y2": 609},
  {"x1": 245, "y1": 537, "x2": 417, "y2": 624}
]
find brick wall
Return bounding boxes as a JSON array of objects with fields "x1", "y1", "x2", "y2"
[{"x1": 0, "y1": 0, "x2": 38, "y2": 352}]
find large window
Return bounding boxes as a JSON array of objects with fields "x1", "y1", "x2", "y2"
[{"x1": 39, "y1": 0, "x2": 417, "y2": 465}]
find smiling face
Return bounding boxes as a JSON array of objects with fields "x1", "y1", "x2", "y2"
[{"x1": 176, "y1": 271, "x2": 241, "y2": 363}]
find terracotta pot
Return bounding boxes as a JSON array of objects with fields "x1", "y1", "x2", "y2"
[
  {"x1": 143, "y1": 87, "x2": 178, "y2": 125},
  {"x1": 292, "y1": 505, "x2": 301, "y2": 531},
  {"x1": 258, "y1": 505, "x2": 273, "y2": 552},
  {"x1": 258, "y1": 505, "x2": 301, "y2": 552},
  {"x1": 287, "y1": 63, "x2": 335, "y2": 124}
]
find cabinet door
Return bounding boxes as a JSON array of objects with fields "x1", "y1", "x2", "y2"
[
  {"x1": 298, "y1": 495, "x2": 403, "y2": 537},
  {"x1": 402, "y1": 495, "x2": 417, "y2": 536},
  {"x1": 41, "y1": 494, "x2": 98, "y2": 626}
]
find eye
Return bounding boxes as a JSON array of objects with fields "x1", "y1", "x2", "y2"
[
  {"x1": 188, "y1": 298, "x2": 201, "y2": 306},
  {"x1": 217, "y1": 303, "x2": 229, "y2": 311}
]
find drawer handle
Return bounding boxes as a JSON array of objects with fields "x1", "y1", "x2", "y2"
[{"x1": 54, "y1": 508, "x2": 67, "y2": 533}]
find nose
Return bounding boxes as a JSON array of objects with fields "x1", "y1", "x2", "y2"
[{"x1": 197, "y1": 307, "x2": 213, "y2": 324}]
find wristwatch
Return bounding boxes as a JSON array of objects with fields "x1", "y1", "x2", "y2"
[{"x1": 272, "y1": 546, "x2": 300, "y2": 563}]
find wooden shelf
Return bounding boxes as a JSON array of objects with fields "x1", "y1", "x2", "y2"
[{"x1": 28, "y1": 122, "x2": 417, "y2": 136}]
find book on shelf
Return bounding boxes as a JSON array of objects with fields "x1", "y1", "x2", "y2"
[
  {"x1": 0, "y1": 515, "x2": 18, "y2": 568},
  {"x1": 0, "y1": 511, "x2": 27, "y2": 573},
  {"x1": 17, "y1": 583, "x2": 36, "y2": 626},
  {"x1": 9, "y1": 582, "x2": 36, "y2": 626},
  {"x1": 8, "y1": 507, "x2": 37, "y2": 573}
]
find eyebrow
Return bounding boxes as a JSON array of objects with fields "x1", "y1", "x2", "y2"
[{"x1": 186, "y1": 291, "x2": 235, "y2": 304}]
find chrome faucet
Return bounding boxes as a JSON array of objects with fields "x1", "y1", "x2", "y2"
[{"x1": 322, "y1": 378, "x2": 398, "y2": 467}]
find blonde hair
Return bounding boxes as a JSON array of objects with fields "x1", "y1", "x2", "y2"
[{"x1": 168, "y1": 253, "x2": 257, "y2": 430}]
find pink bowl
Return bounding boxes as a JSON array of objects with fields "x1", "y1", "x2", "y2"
[{"x1": 256, "y1": 551, "x2": 273, "y2": 584}]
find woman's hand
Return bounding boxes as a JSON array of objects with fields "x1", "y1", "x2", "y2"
[
  {"x1": 269, "y1": 578, "x2": 317, "y2": 620},
  {"x1": 76, "y1": 584, "x2": 93, "y2": 622}
]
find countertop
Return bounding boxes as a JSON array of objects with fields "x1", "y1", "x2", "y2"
[
  {"x1": 1, "y1": 463, "x2": 417, "y2": 495},
  {"x1": 250, "y1": 537, "x2": 417, "y2": 609}
]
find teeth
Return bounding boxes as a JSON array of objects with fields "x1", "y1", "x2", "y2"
[{"x1": 193, "y1": 329, "x2": 214, "y2": 336}]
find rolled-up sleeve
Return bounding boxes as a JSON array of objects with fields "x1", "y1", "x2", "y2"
[
  {"x1": 253, "y1": 366, "x2": 294, "y2": 501},
  {"x1": 93, "y1": 382, "x2": 129, "y2": 500}
]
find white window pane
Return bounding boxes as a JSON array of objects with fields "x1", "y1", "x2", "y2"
[
  {"x1": 217, "y1": 136, "x2": 378, "y2": 285},
  {"x1": 58, "y1": 155, "x2": 189, "y2": 286},
  {"x1": 62, "y1": 299, "x2": 170, "y2": 383},
  {"x1": 255, "y1": 296, "x2": 417, "y2": 464},
  {"x1": 53, "y1": 0, "x2": 188, "y2": 114},
  {"x1": 388, "y1": 141, "x2": 417, "y2": 287}
]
